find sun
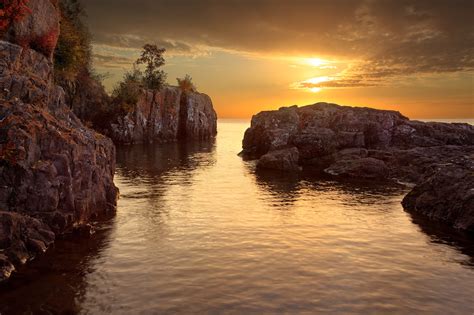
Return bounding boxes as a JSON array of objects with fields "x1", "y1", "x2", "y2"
[{"x1": 304, "y1": 58, "x2": 330, "y2": 67}]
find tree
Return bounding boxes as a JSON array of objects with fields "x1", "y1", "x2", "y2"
[
  {"x1": 0, "y1": 0, "x2": 31, "y2": 35},
  {"x1": 135, "y1": 44, "x2": 167, "y2": 90},
  {"x1": 177, "y1": 74, "x2": 197, "y2": 92}
]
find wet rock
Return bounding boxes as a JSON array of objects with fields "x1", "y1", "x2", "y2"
[
  {"x1": 402, "y1": 160, "x2": 474, "y2": 231},
  {"x1": 0, "y1": 211, "x2": 55, "y2": 275},
  {"x1": 257, "y1": 147, "x2": 301, "y2": 171},
  {"x1": 109, "y1": 87, "x2": 217, "y2": 144}
]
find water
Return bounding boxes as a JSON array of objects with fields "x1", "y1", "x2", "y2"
[{"x1": 1, "y1": 120, "x2": 474, "y2": 314}]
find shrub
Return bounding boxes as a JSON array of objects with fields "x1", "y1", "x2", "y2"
[
  {"x1": 135, "y1": 44, "x2": 167, "y2": 90},
  {"x1": 177, "y1": 74, "x2": 197, "y2": 93},
  {"x1": 111, "y1": 68, "x2": 143, "y2": 115}
]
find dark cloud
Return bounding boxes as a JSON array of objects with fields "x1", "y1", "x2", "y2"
[
  {"x1": 83, "y1": 0, "x2": 474, "y2": 81},
  {"x1": 93, "y1": 33, "x2": 196, "y2": 54}
]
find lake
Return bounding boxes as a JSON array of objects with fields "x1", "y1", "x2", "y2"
[{"x1": 1, "y1": 119, "x2": 473, "y2": 314}]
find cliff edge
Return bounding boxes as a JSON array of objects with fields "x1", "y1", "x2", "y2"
[{"x1": 0, "y1": 0, "x2": 118, "y2": 282}]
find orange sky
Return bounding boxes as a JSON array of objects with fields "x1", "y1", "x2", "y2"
[{"x1": 85, "y1": 0, "x2": 474, "y2": 119}]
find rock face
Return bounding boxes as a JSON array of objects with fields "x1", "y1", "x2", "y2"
[
  {"x1": 68, "y1": 71, "x2": 112, "y2": 125},
  {"x1": 109, "y1": 87, "x2": 217, "y2": 144},
  {"x1": 0, "y1": 38, "x2": 118, "y2": 280},
  {"x1": 242, "y1": 102, "x2": 474, "y2": 229},
  {"x1": 2, "y1": 0, "x2": 60, "y2": 60}
]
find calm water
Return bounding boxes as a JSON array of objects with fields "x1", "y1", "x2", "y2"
[{"x1": 1, "y1": 120, "x2": 474, "y2": 314}]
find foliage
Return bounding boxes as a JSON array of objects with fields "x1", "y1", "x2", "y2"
[
  {"x1": 54, "y1": 0, "x2": 91, "y2": 87},
  {"x1": 30, "y1": 28, "x2": 59, "y2": 58},
  {"x1": 111, "y1": 68, "x2": 143, "y2": 115},
  {"x1": 135, "y1": 44, "x2": 167, "y2": 90},
  {"x1": 0, "y1": 0, "x2": 31, "y2": 35},
  {"x1": 177, "y1": 74, "x2": 197, "y2": 92}
]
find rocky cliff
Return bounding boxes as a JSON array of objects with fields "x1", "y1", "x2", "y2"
[
  {"x1": 241, "y1": 102, "x2": 474, "y2": 231},
  {"x1": 0, "y1": 0, "x2": 118, "y2": 282},
  {"x1": 109, "y1": 87, "x2": 217, "y2": 144}
]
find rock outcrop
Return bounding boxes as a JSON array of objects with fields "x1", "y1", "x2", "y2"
[
  {"x1": 0, "y1": 1, "x2": 118, "y2": 282},
  {"x1": 1, "y1": 0, "x2": 60, "y2": 60},
  {"x1": 242, "y1": 102, "x2": 474, "y2": 230},
  {"x1": 109, "y1": 87, "x2": 217, "y2": 144}
]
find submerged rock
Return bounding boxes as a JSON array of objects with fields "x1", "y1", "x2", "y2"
[
  {"x1": 109, "y1": 88, "x2": 217, "y2": 144},
  {"x1": 0, "y1": 38, "x2": 118, "y2": 280},
  {"x1": 242, "y1": 102, "x2": 474, "y2": 230}
]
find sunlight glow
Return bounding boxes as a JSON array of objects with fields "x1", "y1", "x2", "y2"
[
  {"x1": 305, "y1": 58, "x2": 328, "y2": 67},
  {"x1": 297, "y1": 76, "x2": 332, "y2": 93}
]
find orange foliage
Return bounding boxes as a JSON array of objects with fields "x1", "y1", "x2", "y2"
[
  {"x1": 31, "y1": 27, "x2": 59, "y2": 55},
  {"x1": 0, "y1": 0, "x2": 31, "y2": 31}
]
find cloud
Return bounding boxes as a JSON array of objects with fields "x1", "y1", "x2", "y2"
[
  {"x1": 82, "y1": 0, "x2": 474, "y2": 83},
  {"x1": 93, "y1": 53, "x2": 134, "y2": 69}
]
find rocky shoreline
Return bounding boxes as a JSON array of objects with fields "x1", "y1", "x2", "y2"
[
  {"x1": 241, "y1": 103, "x2": 474, "y2": 231},
  {"x1": 0, "y1": 0, "x2": 119, "y2": 282}
]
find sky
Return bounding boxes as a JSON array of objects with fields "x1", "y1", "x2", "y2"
[{"x1": 83, "y1": 0, "x2": 474, "y2": 119}]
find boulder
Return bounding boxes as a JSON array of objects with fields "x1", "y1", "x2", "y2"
[
  {"x1": 109, "y1": 87, "x2": 217, "y2": 144},
  {"x1": 257, "y1": 147, "x2": 301, "y2": 171},
  {"x1": 324, "y1": 157, "x2": 389, "y2": 180},
  {"x1": 402, "y1": 160, "x2": 474, "y2": 231}
]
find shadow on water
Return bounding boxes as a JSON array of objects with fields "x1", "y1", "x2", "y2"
[
  {"x1": 408, "y1": 212, "x2": 474, "y2": 267},
  {"x1": 0, "y1": 140, "x2": 217, "y2": 315},
  {"x1": 0, "y1": 219, "x2": 115, "y2": 314},
  {"x1": 115, "y1": 140, "x2": 217, "y2": 224},
  {"x1": 249, "y1": 166, "x2": 408, "y2": 205}
]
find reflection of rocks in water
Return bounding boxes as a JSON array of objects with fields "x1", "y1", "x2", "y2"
[
  {"x1": 408, "y1": 212, "x2": 474, "y2": 267},
  {"x1": 115, "y1": 141, "x2": 217, "y2": 227},
  {"x1": 248, "y1": 166, "x2": 303, "y2": 207},
  {"x1": 250, "y1": 164, "x2": 407, "y2": 208},
  {"x1": 116, "y1": 140, "x2": 216, "y2": 181},
  {"x1": 0, "y1": 220, "x2": 114, "y2": 314}
]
